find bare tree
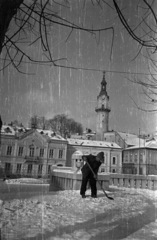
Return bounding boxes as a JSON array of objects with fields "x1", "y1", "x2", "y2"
[
  {"x1": 29, "y1": 115, "x2": 38, "y2": 129},
  {"x1": 1, "y1": 0, "x2": 157, "y2": 109},
  {"x1": 113, "y1": 0, "x2": 157, "y2": 110},
  {"x1": 49, "y1": 114, "x2": 83, "y2": 138},
  {"x1": 0, "y1": 0, "x2": 114, "y2": 73}
]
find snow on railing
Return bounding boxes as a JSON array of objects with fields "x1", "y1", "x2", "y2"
[
  {"x1": 49, "y1": 166, "x2": 110, "y2": 191},
  {"x1": 50, "y1": 167, "x2": 157, "y2": 192},
  {"x1": 109, "y1": 174, "x2": 157, "y2": 190}
]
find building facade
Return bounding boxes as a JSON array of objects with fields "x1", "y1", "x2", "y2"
[
  {"x1": 103, "y1": 131, "x2": 145, "y2": 149},
  {"x1": 0, "y1": 124, "x2": 123, "y2": 177},
  {"x1": 66, "y1": 139, "x2": 122, "y2": 173},
  {"x1": 122, "y1": 139, "x2": 157, "y2": 175},
  {"x1": 0, "y1": 126, "x2": 67, "y2": 178}
]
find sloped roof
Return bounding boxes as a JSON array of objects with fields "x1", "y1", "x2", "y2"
[
  {"x1": 145, "y1": 141, "x2": 157, "y2": 148},
  {"x1": 67, "y1": 138, "x2": 121, "y2": 149},
  {"x1": 117, "y1": 131, "x2": 145, "y2": 146},
  {"x1": 1, "y1": 125, "x2": 15, "y2": 135},
  {"x1": 36, "y1": 129, "x2": 65, "y2": 140},
  {"x1": 70, "y1": 133, "x2": 96, "y2": 140},
  {"x1": 124, "y1": 139, "x2": 157, "y2": 150},
  {"x1": 70, "y1": 134, "x2": 86, "y2": 140}
]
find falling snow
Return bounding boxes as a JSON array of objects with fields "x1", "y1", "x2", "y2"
[
  {"x1": 1, "y1": 1, "x2": 157, "y2": 239},
  {"x1": 0, "y1": 0, "x2": 156, "y2": 133}
]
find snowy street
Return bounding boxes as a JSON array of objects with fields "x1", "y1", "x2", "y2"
[{"x1": 0, "y1": 180, "x2": 157, "y2": 240}]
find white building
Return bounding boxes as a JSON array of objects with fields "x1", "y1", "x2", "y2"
[
  {"x1": 66, "y1": 138, "x2": 122, "y2": 173},
  {"x1": 0, "y1": 126, "x2": 67, "y2": 178}
]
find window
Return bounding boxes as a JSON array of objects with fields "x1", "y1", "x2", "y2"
[
  {"x1": 49, "y1": 149, "x2": 54, "y2": 158},
  {"x1": 18, "y1": 147, "x2": 23, "y2": 157},
  {"x1": 16, "y1": 164, "x2": 22, "y2": 174},
  {"x1": 139, "y1": 152, "x2": 143, "y2": 162},
  {"x1": 130, "y1": 153, "x2": 133, "y2": 162},
  {"x1": 59, "y1": 149, "x2": 63, "y2": 159},
  {"x1": 27, "y1": 164, "x2": 32, "y2": 174},
  {"x1": 125, "y1": 153, "x2": 128, "y2": 162},
  {"x1": 101, "y1": 168, "x2": 105, "y2": 172},
  {"x1": 6, "y1": 146, "x2": 12, "y2": 156},
  {"x1": 112, "y1": 157, "x2": 116, "y2": 165},
  {"x1": 134, "y1": 153, "x2": 137, "y2": 162},
  {"x1": 101, "y1": 156, "x2": 105, "y2": 164},
  {"x1": 29, "y1": 147, "x2": 34, "y2": 157},
  {"x1": 39, "y1": 148, "x2": 44, "y2": 157},
  {"x1": 112, "y1": 169, "x2": 116, "y2": 173},
  {"x1": 48, "y1": 165, "x2": 51, "y2": 174},
  {"x1": 4, "y1": 127, "x2": 12, "y2": 133},
  {"x1": 5, "y1": 163, "x2": 11, "y2": 172},
  {"x1": 38, "y1": 164, "x2": 43, "y2": 174},
  {"x1": 139, "y1": 167, "x2": 143, "y2": 175}
]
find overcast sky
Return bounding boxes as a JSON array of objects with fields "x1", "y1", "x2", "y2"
[{"x1": 0, "y1": 0, "x2": 156, "y2": 135}]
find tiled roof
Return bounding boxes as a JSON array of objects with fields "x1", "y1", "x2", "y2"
[{"x1": 67, "y1": 138, "x2": 121, "y2": 148}]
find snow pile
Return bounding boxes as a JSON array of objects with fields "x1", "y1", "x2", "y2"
[
  {"x1": 1, "y1": 188, "x2": 157, "y2": 240},
  {"x1": 5, "y1": 178, "x2": 46, "y2": 184}
]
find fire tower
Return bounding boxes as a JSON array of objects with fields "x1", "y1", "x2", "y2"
[{"x1": 95, "y1": 71, "x2": 111, "y2": 140}]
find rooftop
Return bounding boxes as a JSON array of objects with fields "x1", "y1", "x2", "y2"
[
  {"x1": 0, "y1": 126, "x2": 65, "y2": 141},
  {"x1": 1, "y1": 125, "x2": 16, "y2": 135},
  {"x1": 67, "y1": 138, "x2": 121, "y2": 148},
  {"x1": 36, "y1": 129, "x2": 65, "y2": 140},
  {"x1": 124, "y1": 139, "x2": 157, "y2": 150}
]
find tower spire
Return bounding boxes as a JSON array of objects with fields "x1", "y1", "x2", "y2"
[{"x1": 99, "y1": 71, "x2": 108, "y2": 97}]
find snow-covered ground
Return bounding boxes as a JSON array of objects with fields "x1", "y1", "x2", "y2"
[
  {"x1": 0, "y1": 179, "x2": 157, "y2": 240},
  {"x1": 5, "y1": 178, "x2": 46, "y2": 184}
]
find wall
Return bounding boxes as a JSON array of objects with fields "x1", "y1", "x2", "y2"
[
  {"x1": 66, "y1": 144, "x2": 122, "y2": 174},
  {"x1": 49, "y1": 167, "x2": 110, "y2": 191},
  {"x1": 110, "y1": 173, "x2": 157, "y2": 190},
  {"x1": 49, "y1": 169, "x2": 157, "y2": 192},
  {"x1": 123, "y1": 148, "x2": 157, "y2": 175},
  {"x1": 0, "y1": 131, "x2": 67, "y2": 178},
  {"x1": 104, "y1": 132, "x2": 115, "y2": 143},
  {"x1": 110, "y1": 150, "x2": 122, "y2": 173}
]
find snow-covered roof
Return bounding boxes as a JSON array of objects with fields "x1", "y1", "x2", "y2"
[
  {"x1": 37, "y1": 129, "x2": 65, "y2": 140},
  {"x1": 67, "y1": 138, "x2": 121, "y2": 149},
  {"x1": 124, "y1": 139, "x2": 157, "y2": 150},
  {"x1": 70, "y1": 134, "x2": 86, "y2": 140},
  {"x1": 117, "y1": 131, "x2": 145, "y2": 146},
  {"x1": 1, "y1": 125, "x2": 15, "y2": 135}
]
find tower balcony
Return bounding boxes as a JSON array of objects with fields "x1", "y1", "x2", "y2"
[{"x1": 95, "y1": 106, "x2": 111, "y2": 112}]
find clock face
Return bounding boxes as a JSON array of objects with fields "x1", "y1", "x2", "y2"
[
  {"x1": 101, "y1": 96, "x2": 106, "y2": 104},
  {"x1": 98, "y1": 95, "x2": 107, "y2": 108}
]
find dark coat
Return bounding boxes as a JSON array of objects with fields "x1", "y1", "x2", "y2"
[{"x1": 81, "y1": 154, "x2": 102, "y2": 177}]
